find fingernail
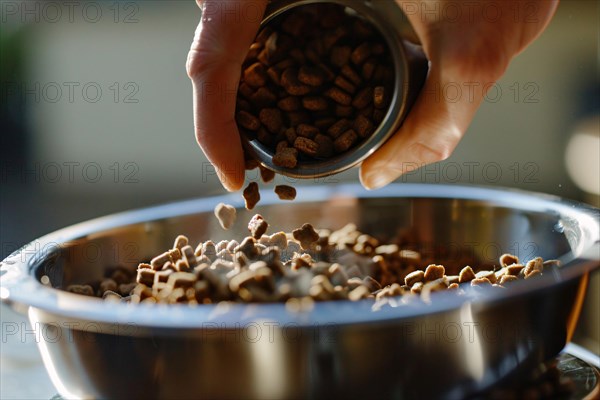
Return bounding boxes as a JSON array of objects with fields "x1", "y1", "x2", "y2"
[
  {"x1": 215, "y1": 168, "x2": 237, "y2": 192},
  {"x1": 360, "y1": 166, "x2": 395, "y2": 190}
]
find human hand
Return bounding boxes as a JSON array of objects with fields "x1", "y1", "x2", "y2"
[
  {"x1": 187, "y1": 0, "x2": 268, "y2": 191},
  {"x1": 187, "y1": 0, "x2": 558, "y2": 192},
  {"x1": 359, "y1": 0, "x2": 559, "y2": 189}
]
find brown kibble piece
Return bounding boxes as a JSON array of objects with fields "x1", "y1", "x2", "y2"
[
  {"x1": 298, "y1": 66, "x2": 324, "y2": 87},
  {"x1": 296, "y1": 124, "x2": 319, "y2": 139},
  {"x1": 373, "y1": 86, "x2": 386, "y2": 109},
  {"x1": 341, "y1": 65, "x2": 362, "y2": 86},
  {"x1": 500, "y1": 253, "x2": 519, "y2": 267},
  {"x1": 214, "y1": 203, "x2": 237, "y2": 230},
  {"x1": 278, "y1": 96, "x2": 301, "y2": 111},
  {"x1": 525, "y1": 269, "x2": 542, "y2": 279},
  {"x1": 404, "y1": 270, "x2": 424, "y2": 287},
  {"x1": 302, "y1": 96, "x2": 329, "y2": 111},
  {"x1": 236, "y1": 111, "x2": 260, "y2": 131},
  {"x1": 351, "y1": 42, "x2": 372, "y2": 66},
  {"x1": 424, "y1": 264, "x2": 445, "y2": 282},
  {"x1": 333, "y1": 129, "x2": 358, "y2": 153},
  {"x1": 506, "y1": 264, "x2": 525, "y2": 276},
  {"x1": 476, "y1": 270, "x2": 497, "y2": 284},
  {"x1": 243, "y1": 182, "x2": 260, "y2": 210},
  {"x1": 292, "y1": 223, "x2": 320, "y2": 249},
  {"x1": 499, "y1": 275, "x2": 518, "y2": 285},
  {"x1": 273, "y1": 147, "x2": 298, "y2": 168},
  {"x1": 524, "y1": 257, "x2": 543, "y2": 277},
  {"x1": 353, "y1": 114, "x2": 375, "y2": 138},
  {"x1": 294, "y1": 137, "x2": 319, "y2": 157},
  {"x1": 173, "y1": 235, "x2": 188, "y2": 249},
  {"x1": 137, "y1": 269, "x2": 155, "y2": 286},
  {"x1": 244, "y1": 62, "x2": 268, "y2": 87},
  {"x1": 274, "y1": 185, "x2": 296, "y2": 200},
  {"x1": 259, "y1": 108, "x2": 283, "y2": 134},
  {"x1": 471, "y1": 278, "x2": 492, "y2": 286},
  {"x1": 330, "y1": 46, "x2": 352, "y2": 67},
  {"x1": 459, "y1": 266, "x2": 476, "y2": 283},
  {"x1": 362, "y1": 58, "x2": 376, "y2": 80},
  {"x1": 259, "y1": 165, "x2": 275, "y2": 183},
  {"x1": 314, "y1": 134, "x2": 334, "y2": 158},
  {"x1": 352, "y1": 87, "x2": 373, "y2": 109},
  {"x1": 251, "y1": 87, "x2": 277, "y2": 107},
  {"x1": 324, "y1": 87, "x2": 352, "y2": 106},
  {"x1": 151, "y1": 251, "x2": 171, "y2": 270},
  {"x1": 248, "y1": 214, "x2": 269, "y2": 239},
  {"x1": 327, "y1": 119, "x2": 351, "y2": 138},
  {"x1": 334, "y1": 76, "x2": 356, "y2": 94}
]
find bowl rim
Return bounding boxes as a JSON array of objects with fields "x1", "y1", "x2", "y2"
[{"x1": 1, "y1": 183, "x2": 598, "y2": 331}]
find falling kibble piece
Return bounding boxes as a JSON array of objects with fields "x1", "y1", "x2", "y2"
[
  {"x1": 274, "y1": 185, "x2": 297, "y2": 200},
  {"x1": 243, "y1": 182, "x2": 261, "y2": 210},
  {"x1": 248, "y1": 214, "x2": 269, "y2": 239},
  {"x1": 214, "y1": 203, "x2": 237, "y2": 230}
]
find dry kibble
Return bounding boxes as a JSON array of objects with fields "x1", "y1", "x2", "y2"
[
  {"x1": 259, "y1": 108, "x2": 283, "y2": 134},
  {"x1": 298, "y1": 66, "x2": 324, "y2": 87},
  {"x1": 214, "y1": 203, "x2": 237, "y2": 230},
  {"x1": 341, "y1": 65, "x2": 362, "y2": 86},
  {"x1": 292, "y1": 223, "x2": 320, "y2": 249},
  {"x1": 499, "y1": 275, "x2": 518, "y2": 285},
  {"x1": 500, "y1": 253, "x2": 519, "y2": 267},
  {"x1": 327, "y1": 119, "x2": 351, "y2": 139},
  {"x1": 243, "y1": 182, "x2": 261, "y2": 210},
  {"x1": 459, "y1": 266, "x2": 476, "y2": 283},
  {"x1": 373, "y1": 86, "x2": 386, "y2": 109},
  {"x1": 471, "y1": 277, "x2": 492, "y2": 286},
  {"x1": 404, "y1": 270, "x2": 424, "y2": 287},
  {"x1": 274, "y1": 185, "x2": 297, "y2": 200},
  {"x1": 294, "y1": 136, "x2": 319, "y2": 157},
  {"x1": 524, "y1": 257, "x2": 544, "y2": 277},
  {"x1": 296, "y1": 124, "x2": 320, "y2": 139},
  {"x1": 324, "y1": 87, "x2": 352, "y2": 106},
  {"x1": 173, "y1": 235, "x2": 188, "y2": 249},
  {"x1": 334, "y1": 129, "x2": 358, "y2": 153},
  {"x1": 235, "y1": 4, "x2": 395, "y2": 171},
  {"x1": 75, "y1": 210, "x2": 553, "y2": 307},
  {"x1": 259, "y1": 165, "x2": 276, "y2": 183},
  {"x1": 278, "y1": 96, "x2": 301, "y2": 111},
  {"x1": 353, "y1": 114, "x2": 375, "y2": 137},
  {"x1": 236, "y1": 111, "x2": 260, "y2": 131},
  {"x1": 424, "y1": 264, "x2": 445, "y2": 282},
  {"x1": 248, "y1": 214, "x2": 269, "y2": 239},
  {"x1": 352, "y1": 87, "x2": 373, "y2": 109},
  {"x1": 302, "y1": 96, "x2": 329, "y2": 111},
  {"x1": 273, "y1": 147, "x2": 298, "y2": 168},
  {"x1": 351, "y1": 42, "x2": 371, "y2": 66},
  {"x1": 334, "y1": 76, "x2": 356, "y2": 94},
  {"x1": 244, "y1": 62, "x2": 268, "y2": 87}
]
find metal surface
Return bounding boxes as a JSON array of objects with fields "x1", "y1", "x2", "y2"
[
  {"x1": 242, "y1": 0, "x2": 429, "y2": 178},
  {"x1": 1, "y1": 184, "x2": 599, "y2": 399}
]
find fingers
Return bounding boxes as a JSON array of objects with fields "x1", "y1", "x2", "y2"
[
  {"x1": 187, "y1": 0, "x2": 267, "y2": 191},
  {"x1": 359, "y1": 59, "x2": 488, "y2": 190}
]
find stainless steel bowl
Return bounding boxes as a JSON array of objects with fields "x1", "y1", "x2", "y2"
[{"x1": 1, "y1": 184, "x2": 598, "y2": 400}]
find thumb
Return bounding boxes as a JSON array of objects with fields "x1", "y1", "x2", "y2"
[{"x1": 359, "y1": 59, "x2": 489, "y2": 190}]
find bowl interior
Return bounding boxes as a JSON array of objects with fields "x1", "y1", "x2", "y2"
[{"x1": 38, "y1": 191, "x2": 574, "y2": 291}]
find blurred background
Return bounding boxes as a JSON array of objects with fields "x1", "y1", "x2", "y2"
[{"x1": 1, "y1": 1, "x2": 598, "y2": 398}]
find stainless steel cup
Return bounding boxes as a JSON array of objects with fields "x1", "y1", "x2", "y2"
[{"x1": 242, "y1": 0, "x2": 429, "y2": 178}]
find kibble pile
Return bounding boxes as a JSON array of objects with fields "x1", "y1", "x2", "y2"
[
  {"x1": 236, "y1": 3, "x2": 394, "y2": 170},
  {"x1": 65, "y1": 212, "x2": 559, "y2": 309}
]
